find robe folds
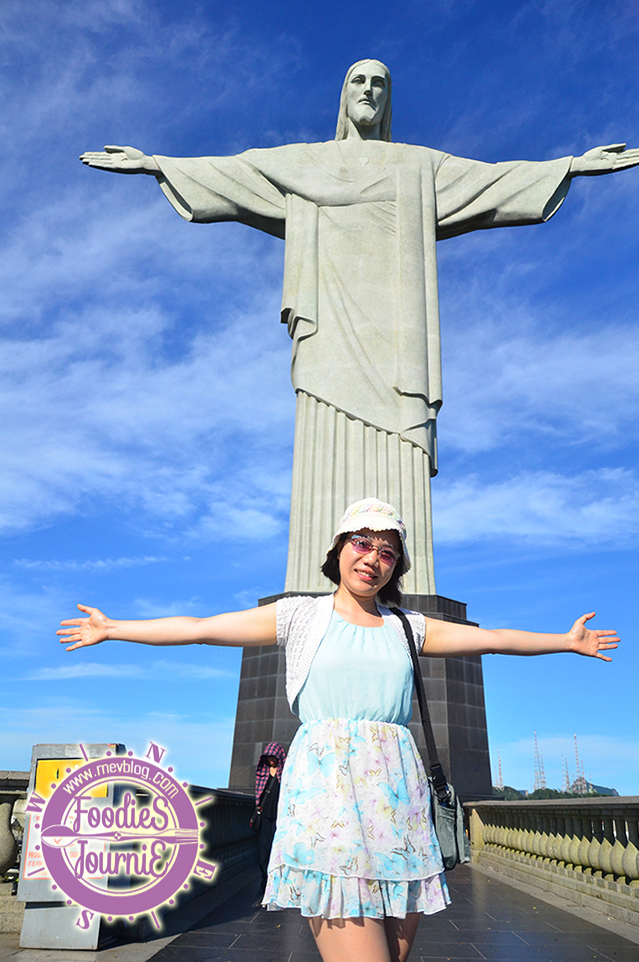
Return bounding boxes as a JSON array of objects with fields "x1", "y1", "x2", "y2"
[{"x1": 154, "y1": 141, "x2": 572, "y2": 593}]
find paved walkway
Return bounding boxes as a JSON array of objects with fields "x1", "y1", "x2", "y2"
[
  {"x1": 148, "y1": 866, "x2": 639, "y2": 962},
  {"x1": 2, "y1": 865, "x2": 638, "y2": 961}
]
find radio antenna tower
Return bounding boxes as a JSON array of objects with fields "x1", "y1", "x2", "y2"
[
  {"x1": 496, "y1": 749, "x2": 504, "y2": 791},
  {"x1": 533, "y1": 731, "x2": 546, "y2": 791},
  {"x1": 561, "y1": 754, "x2": 571, "y2": 792},
  {"x1": 573, "y1": 733, "x2": 586, "y2": 794}
]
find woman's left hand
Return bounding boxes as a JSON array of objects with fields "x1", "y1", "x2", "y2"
[{"x1": 567, "y1": 613, "x2": 619, "y2": 661}]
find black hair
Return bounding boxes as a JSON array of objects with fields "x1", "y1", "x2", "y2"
[{"x1": 320, "y1": 533, "x2": 406, "y2": 608}]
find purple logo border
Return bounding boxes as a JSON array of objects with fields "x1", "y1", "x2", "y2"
[{"x1": 38, "y1": 750, "x2": 204, "y2": 918}]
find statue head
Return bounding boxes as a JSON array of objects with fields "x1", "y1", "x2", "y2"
[{"x1": 335, "y1": 59, "x2": 392, "y2": 142}]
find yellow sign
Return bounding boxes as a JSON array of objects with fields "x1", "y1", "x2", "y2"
[
  {"x1": 23, "y1": 759, "x2": 108, "y2": 881},
  {"x1": 34, "y1": 759, "x2": 107, "y2": 799}
]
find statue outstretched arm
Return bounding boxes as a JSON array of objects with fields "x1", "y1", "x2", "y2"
[
  {"x1": 78, "y1": 146, "x2": 287, "y2": 235},
  {"x1": 569, "y1": 143, "x2": 639, "y2": 176},
  {"x1": 79, "y1": 145, "x2": 161, "y2": 175}
]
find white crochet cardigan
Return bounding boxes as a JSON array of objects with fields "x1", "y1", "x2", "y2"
[{"x1": 276, "y1": 593, "x2": 426, "y2": 712}]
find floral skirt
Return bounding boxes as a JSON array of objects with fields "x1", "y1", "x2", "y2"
[{"x1": 263, "y1": 718, "x2": 450, "y2": 919}]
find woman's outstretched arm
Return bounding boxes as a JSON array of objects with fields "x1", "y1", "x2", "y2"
[
  {"x1": 422, "y1": 612, "x2": 618, "y2": 661},
  {"x1": 58, "y1": 603, "x2": 277, "y2": 651}
]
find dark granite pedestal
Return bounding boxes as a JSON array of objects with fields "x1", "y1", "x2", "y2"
[{"x1": 228, "y1": 594, "x2": 493, "y2": 802}]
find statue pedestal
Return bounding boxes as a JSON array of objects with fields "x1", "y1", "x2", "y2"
[{"x1": 228, "y1": 594, "x2": 494, "y2": 802}]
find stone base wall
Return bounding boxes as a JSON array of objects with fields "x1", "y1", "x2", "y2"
[
  {"x1": 475, "y1": 846, "x2": 639, "y2": 929},
  {"x1": 0, "y1": 882, "x2": 24, "y2": 934}
]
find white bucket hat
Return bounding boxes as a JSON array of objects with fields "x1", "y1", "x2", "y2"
[{"x1": 327, "y1": 498, "x2": 411, "y2": 571}]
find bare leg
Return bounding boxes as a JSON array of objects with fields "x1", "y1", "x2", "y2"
[
  {"x1": 309, "y1": 917, "x2": 391, "y2": 962},
  {"x1": 308, "y1": 914, "x2": 421, "y2": 962},
  {"x1": 384, "y1": 913, "x2": 421, "y2": 962}
]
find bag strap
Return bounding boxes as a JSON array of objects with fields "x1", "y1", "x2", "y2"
[{"x1": 393, "y1": 608, "x2": 451, "y2": 805}]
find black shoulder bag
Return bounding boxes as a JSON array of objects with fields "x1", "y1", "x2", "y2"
[{"x1": 393, "y1": 608, "x2": 470, "y2": 870}]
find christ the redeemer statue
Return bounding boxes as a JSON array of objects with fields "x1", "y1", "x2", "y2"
[{"x1": 81, "y1": 59, "x2": 638, "y2": 596}]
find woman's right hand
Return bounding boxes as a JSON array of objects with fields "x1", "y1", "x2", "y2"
[{"x1": 58, "y1": 604, "x2": 110, "y2": 651}]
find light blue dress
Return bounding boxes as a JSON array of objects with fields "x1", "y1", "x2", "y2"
[{"x1": 263, "y1": 611, "x2": 449, "y2": 919}]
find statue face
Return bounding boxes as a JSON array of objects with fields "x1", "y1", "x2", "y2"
[{"x1": 345, "y1": 60, "x2": 389, "y2": 132}]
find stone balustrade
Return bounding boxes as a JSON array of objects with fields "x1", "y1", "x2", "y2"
[
  {"x1": 0, "y1": 771, "x2": 29, "y2": 935},
  {"x1": 0, "y1": 771, "x2": 29, "y2": 877},
  {"x1": 188, "y1": 786, "x2": 259, "y2": 885},
  {"x1": 465, "y1": 797, "x2": 639, "y2": 928}
]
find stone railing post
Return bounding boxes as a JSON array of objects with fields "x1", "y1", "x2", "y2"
[
  {"x1": 587, "y1": 809, "x2": 604, "y2": 876},
  {"x1": 548, "y1": 811, "x2": 561, "y2": 865},
  {"x1": 610, "y1": 810, "x2": 629, "y2": 881},
  {"x1": 0, "y1": 772, "x2": 29, "y2": 876},
  {"x1": 623, "y1": 805, "x2": 639, "y2": 885},
  {"x1": 600, "y1": 808, "x2": 615, "y2": 879},
  {"x1": 468, "y1": 805, "x2": 485, "y2": 860},
  {"x1": 577, "y1": 808, "x2": 593, "y2": 874}
]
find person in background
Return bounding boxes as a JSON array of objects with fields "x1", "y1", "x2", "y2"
[{"x1": 255, "y1": 742, "x2": 287, "y2": 895}]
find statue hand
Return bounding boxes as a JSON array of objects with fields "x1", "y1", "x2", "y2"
[
  {"x1": 58, "y1": 604, "x2": 110, "y2": 651},
  {"x1": 570, "y1": 143, "x2": 639, "y2": 176},
  {"x1": 567, "y1": 612, "x2": 619, "y2": 661},
  {"x1": 79, "y1": 145, "x2": 160, "y2": 175}
]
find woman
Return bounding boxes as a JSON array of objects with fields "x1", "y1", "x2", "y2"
[{"x1": 58, "y1": 498, "x2": 619, "y2": 962}]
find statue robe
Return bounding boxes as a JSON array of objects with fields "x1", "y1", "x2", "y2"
[{"x1": 153, "y1": 141, "x2": 572, "y2": 594}]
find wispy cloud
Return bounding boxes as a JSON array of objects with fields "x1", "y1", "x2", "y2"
[
  {"x1": 23, "y1": 660, "x2": 234, "y2": 681},
  {"x1": 132, "y1": 597, "x2": 209, "y2": 618},
  {"x1": 232, "y1": 587, "x2": 278, "y2": 609},
  {"x1": 433, "y1": 467, "x2": 639, "y2": 546},
  {"x1": 439, "y1": 316, "x2": 639, "y2": 455},
  {"x1": 0, "y1": 580, "x2": 69, "y2": 660},
  {"x1": 0, "y1": 210, "x2": 293, "y2": 537},
  {"x1": 14, "y1": 556, "x2": 167, "y2": 571}
]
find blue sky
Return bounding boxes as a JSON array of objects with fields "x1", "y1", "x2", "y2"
[{"x1": 1, "y1": 0, "x2": 638, "y2": 794}]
